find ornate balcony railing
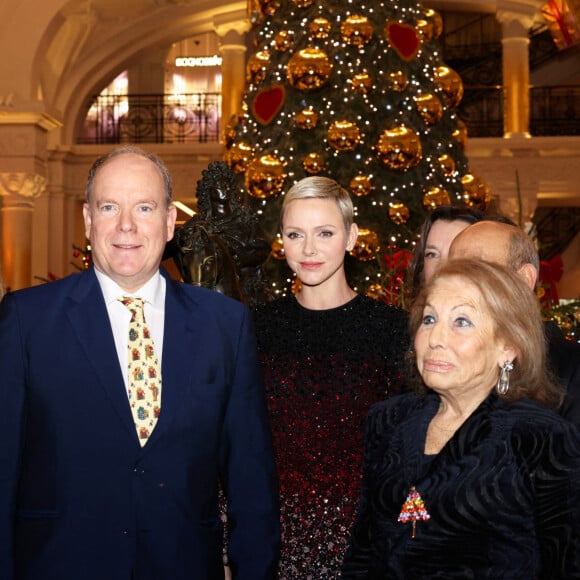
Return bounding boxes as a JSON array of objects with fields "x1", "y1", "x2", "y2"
[
  {"x1": 78, "y1": 87, "x2": 580, "y2": 144},
  {"x1": 80, "y1": 93, "x2": 222, "y2": 144},
  {"x1": 458, "y1": 85, "x2": 580, "y2": 137}
]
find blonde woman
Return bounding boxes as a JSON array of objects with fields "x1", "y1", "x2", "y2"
[{"x1": 252, "y1": 177, "x2": 410, "y2": 578}]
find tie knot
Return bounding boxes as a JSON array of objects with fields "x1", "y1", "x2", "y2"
[{"x1": 119, "y1": 296, "x2": 145, "y2": 321}]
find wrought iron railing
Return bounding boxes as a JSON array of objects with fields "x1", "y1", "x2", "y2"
[
  {"x1": 458, "y1": 85, "x2": 580, "y2": 137},
  {"x1": 80, "y1": 93, "x2": 222, "y2": 144},
  {"x1": 78, "y1": 87, "x2": 580, "y2": 144}
]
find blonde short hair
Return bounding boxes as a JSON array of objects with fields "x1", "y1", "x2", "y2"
[{"x1": 280, "y1": 176, "x2": 354, "y2": 231}]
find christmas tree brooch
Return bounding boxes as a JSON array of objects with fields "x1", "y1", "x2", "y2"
[{"x1": 398, "y1": 486, "x2": 430, "y2": 538}]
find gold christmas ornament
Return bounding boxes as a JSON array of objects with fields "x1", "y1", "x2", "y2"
[
  {"x1": 310, "y1": 17, "x2": 332, "y2": 39},
  {"x1": 303, "y1": 152, "x2": 325, "y2": 174},
  {"x1": 327, "y1": 120, "x2": 362, "y2": 151},
  {"x1": 274, "y1": 30, "x2": 294, "y2": 52},
  {"x1": 423, "y1": 187, "x2": 451, "y2": 210},
  {"x1": 293, "y1": 0, "x2": 314, "y2": 7},
  {"x1": 416, "y1": 9, "x2": 444, "y2": 41},
  {"x1": 350, "y1": 228, "x2": 380, "y2": 261},
  {"x1": 438, "y1": 154, "x2": 456, "y2": 176},
  {"x1": 244, "y1": 154, "x2": 287, "y2": 199},
  {"x1": 452, "y1": 119, "x2": 468, "y2": 149},
  {"x1": 414, "y1": 93, "x2": 443, "y2": 126},
  {"x1": 341, "y1": 15, "x2": 375, "y2": 46},
  {"x1": 351, "y1": 73, "x2": 373, "y2": 95},
  {"x1": 246, "y1": 51, "x2": 271, "y2": 85},
  {"x1": 291, "y1": 277, "x2": 303, "y2": 295},
  {"x1": 258, "y1": 0, "x2": 280, "y2": 17},
  {"x1": 271, "y1": 236, "x2": 285, "y2": 259},
  {"x1": 223, "y1": 120, "x2": 238, "y2": 148},
  {"x1": 462, "y1": 173, "x2": 491, "y2": 210},
  {"x1": 287, "y1": 48, "x2": 332, "y2": 91},
  {"x1": 224, "y1": 141, "x2": 254, "y2": 174},
  {"x1": 350, "y1": 174, "x2": 373, "y2": 197},
  {"x1": 388, "y1": 202, "x2": 411, "y2": 225},
  {"x1": 366, "y1": 283, "x2": 390, "y2": 301},
  {"x1": 376, "y1": 126, "x2": 422, "y2": 171},
  {"x1": 434, "y1": 66, "x2": 464, "y2": 108},
  {"x1": 295, "y1": 108, "x2": 319, "y2": 129},
  {"x1": 388, "y1": 70, "x2": 409, "y2": 92}
]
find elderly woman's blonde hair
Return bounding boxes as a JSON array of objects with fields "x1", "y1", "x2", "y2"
[
  {"x1": 408, "y1": 258, "x2": 563, "y2": 409},
  {"x1": 280, "y1": 176, "x2": 354, "y2": 232}
]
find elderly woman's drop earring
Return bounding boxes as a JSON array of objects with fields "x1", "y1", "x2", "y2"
[{"x1": 496, "y1": 361, "x2": 514, "y2": 395}]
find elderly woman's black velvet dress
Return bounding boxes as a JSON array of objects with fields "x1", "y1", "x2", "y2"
[{"x1": 342, "y1": 391, "x2": 580, "y2": 579}]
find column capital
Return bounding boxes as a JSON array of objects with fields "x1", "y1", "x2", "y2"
[
  {"x1": 0, "y1": 172, "x2": 46, "y2": 199},
  {"x1": 496, "y1": 0, "x2": 540, "y2": 35},
  {"x1": 213, "y1": 9, "x2": 251, "y2": 41}
]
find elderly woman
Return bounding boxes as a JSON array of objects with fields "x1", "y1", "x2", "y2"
[{"x1": 342, "y1": 259, "x2": 580, "y2": 578}]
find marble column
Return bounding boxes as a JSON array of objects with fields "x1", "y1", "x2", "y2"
[
  {"x1": 214, "y1": 10, "x2": 251, "y2": 140},
  {"x1": 0, "y1": 172, "x2": 46, "y2": 291},
  {"x1": 496, "y1": 1, "x2": 537, "y2": 138}
]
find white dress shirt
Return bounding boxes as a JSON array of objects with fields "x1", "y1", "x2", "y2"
[{"x1": 94, "y1": 269, "x2": 166, "y2": 394}]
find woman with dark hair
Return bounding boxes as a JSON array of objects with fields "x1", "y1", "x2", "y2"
[
  {"x1": 343, "y1": 258, "x2": 580, "y2": 578},
  {"x1": 253, "y1": 176, "x2": 409, "y2": 579},
  {"x1": 406, "y1": 205, "x2": 485, "y2": 304}
]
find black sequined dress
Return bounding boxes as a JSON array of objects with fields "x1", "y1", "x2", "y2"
[{"x1": 252, "y1": 294, "x2": 409, "y2": 578}]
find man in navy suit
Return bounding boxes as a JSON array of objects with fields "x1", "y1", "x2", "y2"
[
  {"x1": 449, "y1": 219, "x2": 580, "y2": 427},
  {"x1": 0, "y1": 146, "x2": 280, "y2": 579}
]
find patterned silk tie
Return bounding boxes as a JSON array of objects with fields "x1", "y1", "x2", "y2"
[{"x1": 119, "y1": 297, "x2": 162, "y2": 445}]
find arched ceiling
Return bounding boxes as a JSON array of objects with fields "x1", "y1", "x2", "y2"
[{"x1": 33, "y1": 0, "x2": 247, "y2": 145}]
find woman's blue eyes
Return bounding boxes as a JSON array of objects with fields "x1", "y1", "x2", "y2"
[
  {"x1": 421, "y1": 314, "x2": 473, "y2": 327},
  {"x1": 285, "y1": 230, "x2": 334, "y2": 239}
]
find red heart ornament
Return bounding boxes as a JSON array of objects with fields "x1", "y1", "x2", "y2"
[
  {"x1": 252, "y1": 85, "x2": 286, "y2": 125},
  {"x1": 385, "y1": 21, "x2": 421, "y2": 61}
]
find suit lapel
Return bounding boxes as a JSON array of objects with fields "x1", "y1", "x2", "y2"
[
  {"x1": 66, "y1": 269, "x2": 138, "y2": 441},
  {"x1": 146, "y1": 278, "x2": 202, "y2": 445}
]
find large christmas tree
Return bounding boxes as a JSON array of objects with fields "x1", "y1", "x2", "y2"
[{"x1": 225, "y1": 0, "x2": 489, "y2": 300}]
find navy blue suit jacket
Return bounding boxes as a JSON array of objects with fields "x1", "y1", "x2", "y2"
[{"x1": 0, "y1": 268, "x2": 280, "y2": 580}]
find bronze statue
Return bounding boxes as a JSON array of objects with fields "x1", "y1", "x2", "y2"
[{"x1": 173, "y1": 161, "x2": 272, "y2": 306}]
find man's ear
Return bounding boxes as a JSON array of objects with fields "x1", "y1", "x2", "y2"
[{"x1": 517, "y1": 263, "x2": 537, "y2": 291}]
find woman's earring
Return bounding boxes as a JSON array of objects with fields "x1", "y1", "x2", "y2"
[{"x1": 496, "y1": 361, "x2": 514, "y2": 395}]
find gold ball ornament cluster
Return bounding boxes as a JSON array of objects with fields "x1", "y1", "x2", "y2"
[
  {"x1": 434, "y1": 66, "x2": 464, "y2": 108},
  {"x1": 452, "y1": 120, "x2": 468, "y2": 149},
  {"x1": 295, "y1": 108, "x2": 319, "y2": 129},
  {"x1": 438, "y1": 154, "x2": 456, "y2": 176},
  {"x1": 351, "y1": 73, "x2": 373, "y2": 95},
  {"x1": 271, "y1": 236, "x2": 285, "y2": 260},
  {"x1": 327, "y1": 120, "x2": 362, "y2": 151},
  {"x1": 350, "y1": 228, "x2": 380, "y2": 261},
  {"x1": 388, "y1": 71, "x2": 409, "y2": 92},
  {"x1": 244, "y1": 154, "x2": 287, "y2": 199},
  {"x1": 350, "y1": 174, "x2": 373, "y2": 197},
  {"x1": 388, "y1": 202, "x2": 411, "y2": 225},
  {"x1": 303, "y1": 152, "x2": 325, "y2": 174},
  {"x1": 340, "y1": 15, "x2": 375, "y2": 46},
  {"x1": 310, "y1": 18, "x2": 331, "y2": 39},
  {"x1": 225, "y1": 142, "x2": 254, "y2": 174},
  {"x1": 247, "y1": 51, "x2": 271, "y2": 85},
  {"x1": 462, "y1": 173, "x2": 491, "y2": 210},
  {"x1": 414, "y1": 93, "x2": 443, "y2": 126},
  {"x1": 376, "y1": 126, "x2": 422, "y2": 171},
  {"x1": 257, "y1": 0, "x2": 280, "y2": 17},
  {"x1": 423, "y1": 187, "x2": 451, "y2": 210},
  {"x1": 274, "y1": 30, "x2": 294, "y2": 52},
  {"x1": 416, "y1": 9, "x2": 443, "y2": 41},
  {"x1": 287, "y1": 48, "x2": 332, "y2": 90}
]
